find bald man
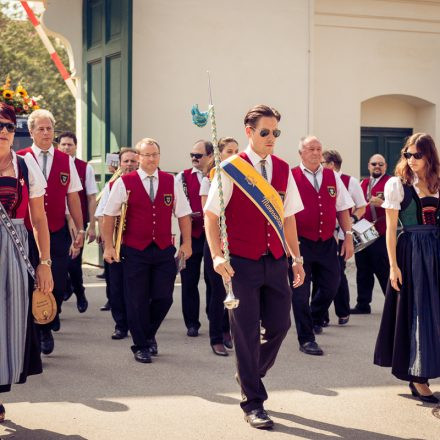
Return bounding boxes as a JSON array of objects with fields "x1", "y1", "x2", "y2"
[{"x1": 351, "y1": 154, "x2": 391, "y2": 314}]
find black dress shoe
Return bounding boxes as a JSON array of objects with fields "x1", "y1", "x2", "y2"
[
  {"x1": 77, "y1": 295, "x2": 88, "y2": 313},
  {"x1": 409, "y1": 382, "x2": 439, "y2": 404},
  {"x1": 244, "y1": 409, "x2": 274, "y2": 429},
  {"x1": 350, "y1": 306, "x2": 371, "y2": 314},
  {"x1": 187, "y1": 327, "x2": 199, "y2": 337},
  {"x1": 211, "y1": 343, "x2": 228, "y2": 356},
  {"x1": 322, "y1": 319, "x2": 330, "y2": 328},
  {"x1": 338, "y1": 316, "x2": 350, "y2": 325},
  {"x1": 63, "y1": 290, "x2": 73, "y2": 301},
  {"x1": 134, "y1": 348, "x2": 152, "y2": 363},
  {"x1": 96, "y1": 272, "x2": 106, "y2": 279},
  {"x1": 146, "y1": 338, "x2": 158, "y2": 356},
  {"x1": 313, "y1": 324, "x2": 323, "y2": 335},
  {"x1": 40, "y1": 330, "x2": 54, "y2": 355},
  {"x1": 111, "y1": 329, "x2": 127, "y2": 340},
  {"x1": 299, "y1": 341, "x2": 324, "y2": 356},
  {"x1": 100, "y1": 301, "x2": 111, "y2": 311},
  {"x1": 51, "y1": 315, "x2": 60, "y2": 332},
  {"x1": 0, "y1": 403, "x2": 5, "y2": 423},
  {"x1": 223, "y1": 332, "x2": 233, "y2": 349}
]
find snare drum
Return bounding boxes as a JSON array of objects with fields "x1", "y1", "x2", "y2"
[{"x1": 352, "y1": 219, "x2": 380, "y2": 253}]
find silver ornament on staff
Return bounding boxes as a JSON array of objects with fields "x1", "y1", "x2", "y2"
[{"x1": 191, "y1": 71, "x2": 239, "y2": 309}]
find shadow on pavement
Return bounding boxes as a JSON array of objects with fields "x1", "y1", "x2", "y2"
[{"x1": 1, "y1": 420, "x2": 87, "y2": 439}]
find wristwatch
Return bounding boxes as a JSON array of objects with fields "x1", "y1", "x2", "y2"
[
  {"x1": 293, "y1": 256, "x2": 304, "y2": 265},
  {"x1": 345, "y1": 230, "x2": 354, "y2": 237},
  {"x1": 39, "y1": 259, "x2": 52, "y2": 267}
]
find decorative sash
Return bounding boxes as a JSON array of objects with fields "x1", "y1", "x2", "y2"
[{"x1": 221, "y1": 155, "x2": 286, "y2": 249}]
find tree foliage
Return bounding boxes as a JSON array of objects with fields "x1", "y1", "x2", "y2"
[{"x1": 0, "y1": 7, "x2": 75, "y2": 133}]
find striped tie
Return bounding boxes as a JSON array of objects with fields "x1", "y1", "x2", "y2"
[
  {"x1": 148, "y1": 175, "x2": 155, "y2": 201},
  {"x1": 260, "y1": 160, "x2": 268, "y2": 180}
]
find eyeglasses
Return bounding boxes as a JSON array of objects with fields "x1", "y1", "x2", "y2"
[
  {"x1": 0, "y1": 122, "x2": 16, "y2": 133},
  {"x1": 369, "y1": 162, "x2": 385, "y2": 167},
  {"x1": 190, "y1": 153, "x2": 207, "y2": 159},
  {"x1": 139, "y1": 152, "x2": 160, "y2": 159},
  {"x1": 251, "y1": 128, "x2": 281, "y2": 138},
  {"x1": 403, "y1": 152, "x2": 424, "y2": 160}
]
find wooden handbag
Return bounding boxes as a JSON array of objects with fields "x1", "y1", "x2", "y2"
[{"x1": 32, "y1": 288, "x2": 57, "y2": 325}]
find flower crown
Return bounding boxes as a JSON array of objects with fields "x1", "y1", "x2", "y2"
[{"x1": 0, "y1": 75, "x2": 42, "y2": 115}]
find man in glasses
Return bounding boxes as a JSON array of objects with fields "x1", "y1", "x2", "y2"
[
  {"x1": 351, "y1": 154, "x2": 391, "y2": 314},
  {"x1": 291, "y1": 136, "x2": 354, "y2": 356},
  {"x1": 176, "y1": 140, "x2": 213, "y2": 337},
  {"x1": 205, "y1": 104, "x2": 305, "y2": 429}
]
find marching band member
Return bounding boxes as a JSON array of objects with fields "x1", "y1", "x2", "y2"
[
  {"x1": 102, "y1": 138, "x2": 192, "y2": 364},
  {"x1": 200, "y1": 137, "x2": 239, "y2": 356},
  {"x1": 351, "y1": 154, "x2": 390, "y2": 314},
  {"x1": 96, "y1": 147, "x2": 138, "y2": 340},
  {"x1": 290, "y1": 136, "x2": 354, "y2": 356},
  {"x1": 176, "y1": 140, "x2": 213, "y2": 337},
  {"x1": 321, "y1": 150, "x2": 366, "y2": 325},
  {"x1": 205, "y1": 105, "x2": 305, "y2": 429},
  {"x1": 17, "y1": 109, "x2": 84, "y2": 356},
  {"x1": 58, "y1": 131, "x2": 98, "y2": 314}
]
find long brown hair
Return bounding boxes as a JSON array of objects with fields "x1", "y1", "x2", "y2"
[{"x1": 395, "y1": 133, "x2": 440, "y2": 194}]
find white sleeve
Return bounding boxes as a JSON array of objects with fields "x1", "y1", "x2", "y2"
[
  {"x1": 103, "y1": 178, "x2": 128, "y2": 216},
  {"x1": 85, "y1": 164, "x2": 98, "y2": 195},
  {"x1": 203, "y1": 171, "x2": 233, "y2": 217},
  {"x1": 382, "y1": 177, "x2": 404, "y2": 210},
  {"x1": 173, "y1": 176, "x2": 193, "y2": 218},
  {"x1": 335, "y1": 172, "x2": 355, "y2": 212},
  {"x1": 24, "y1": 153, "x2": 46, "y2": 199},
  {"x1": 67, "y1": 156, "x2": 83, "y2": 193},
  {"x1": 348, "y1": 177, "x2": 367, "y2": 208},
  {"x1": 95, "y1": 184, "x2": 111, "y2": 217},
  {"x1": 199, "y1": 176, "x2": 211, "y2": 196},
  {"x1": 284, "y1": 171, "x2": 304, "y2": 217}
]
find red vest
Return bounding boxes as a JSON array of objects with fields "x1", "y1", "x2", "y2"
[
  {"x1": 340, "y1": 173, "x2": 351, "y2": 190},
  {"x1": 122, "y1": 170, "x2": 174, "y2": 251},
  {"x1": 75, "y1": 158, "x2": 89, "y2": 225},
  {"x1": 292, "y1": 167, "x2": 337, "y2": 241},
  {"x1": 361, "y1": 175, "x2": 391, "y2": 236},
  {"x1": 17, "y1": 147, "x2": 70, "y2": 232},
  {"x1": 225, "y1": 152, "x2": 289, "y2": 260},
  {"x1": 183, "y1": 168, "x2": 203, "y2": 238}
]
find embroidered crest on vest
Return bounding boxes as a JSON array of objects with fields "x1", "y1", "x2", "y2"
[
  {"x1": 328, "y1": 186, "x2": 336, "y2": 197},
  {"x1": 164, "y1": 194, "x2": 173, "y2": 206},
  {"x1": 60, "y1": 172, "x2": 69, "y2": 185}
]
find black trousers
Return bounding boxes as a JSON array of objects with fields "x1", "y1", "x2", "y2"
[
  {"x1": 203, "y1": 241, "x2": 230, "y2": 345},
  {"x1": 67, "y1": 246, "x2": 85, "y2": 298},
  {"x1": 181, "y1": 233, "x2": 211, "y2": 330},
  {"x1": 290, "y1": 237, "x2": 340, "y2": 345},
  {"x1": 29, "y1": 225, "x2": 71, "y2": 332},
  {"x1": 109, "y1": 261, "x2": 128, "y2": 332},
  {"x1": 229, "y1": 254, "x2": 291, "y2": 413},
  {"x1": 354, "y1": 235, "x2": 389, "y2": 310},
  {"x1": 122, "y1": 243, "x2": 177, "y2": 351},
  {"x1": 103, "y1": 260, "x2": 111, "y2": 300}
]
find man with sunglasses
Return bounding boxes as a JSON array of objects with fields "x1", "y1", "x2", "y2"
[
  {"x1": 352, "y1": 154, "x2": 391, "y2": 314},
  {"x1": 205, "y1": 105, "x2": 305, "y2": 429},
  {"x1": 176, "y1": 140, "x2": 213, "y2": 337}
]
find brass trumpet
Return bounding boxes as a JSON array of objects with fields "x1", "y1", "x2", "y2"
[{"x1": 114, "y1": 190, "x2": 130, "y2": 262}]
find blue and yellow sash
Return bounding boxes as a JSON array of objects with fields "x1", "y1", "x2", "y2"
[{"x1": 221, "y1": 155, "x2": 286, "y2": 249}]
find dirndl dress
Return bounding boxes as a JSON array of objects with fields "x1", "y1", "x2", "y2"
[{"x1": 374, "y1": 184, "x2": 440, "y2": 382}]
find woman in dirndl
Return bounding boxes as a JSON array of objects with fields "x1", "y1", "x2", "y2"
[
  {"x1": 374, "y1": 132, "x2": 440, "y2": 404},
  {"x1": 0, "y1": 103, "x2": 53, "y2": 421}
]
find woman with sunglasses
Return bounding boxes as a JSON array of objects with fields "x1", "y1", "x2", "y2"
[
  {"x1": 374, "y1": 133, "x2": 440, "y2": 404},
  {"x1": 200, "y1": 137, "x2": 239, "y2": 356},
  {"x1": 0, "y1": 103, "x2": 53, "y2": 421}
]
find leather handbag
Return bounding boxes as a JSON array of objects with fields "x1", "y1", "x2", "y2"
[{"x1": 32, "y1": 288, "x2": 57, "y2": 324}]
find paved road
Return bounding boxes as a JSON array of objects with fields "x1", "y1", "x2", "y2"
[{"x1": 1, "y1": 263, "x2": 439, "y2": 440}]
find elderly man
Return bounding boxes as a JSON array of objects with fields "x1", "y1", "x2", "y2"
[
  {"x1": 17, "y1": 109, "x2": 84, "y2": 355},
  {"x1": 351, "y1": 154, "x2": 391, "y2": 314}
]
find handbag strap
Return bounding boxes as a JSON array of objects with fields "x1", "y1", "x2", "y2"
[{"x1": 0, "y1": 200, "x2": 35, "y2": 280}]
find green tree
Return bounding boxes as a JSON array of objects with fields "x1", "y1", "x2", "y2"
[{"x1": 0, "y1": 7, "x2": 75, "y2": 133}]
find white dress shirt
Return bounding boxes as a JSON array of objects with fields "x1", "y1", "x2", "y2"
[
  {"x1": 104, "y1": 168, "x2": 192, "y2": 218},
  {"x1": 84, "y1": 163, "x2": 98, "y2": 195},
  {"x1": 204, "y1": 146, "x2": 304, "y2": 218},
  {"x1": 199, "y1": 176, "x2": 211, "y2": 196},
  {"x1": 12, "y1": 150, "x2": 46, "y2": 199},
  {"x1": 95, "y1": 182, "x2": 111, "y2": 218},
  {"x1": 299, "y1": 162, "x2": 354, "y2": 212},
  {"x1": 30, "y1": 144, "x2": 82, "y2": 193}
]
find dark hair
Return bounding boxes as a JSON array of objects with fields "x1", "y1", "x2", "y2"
[
  {"x1": 322, "y1": 149, "x2": 342, "y2": 170},
  {"x1": 0, "y1": 102, "x2": 16, "y2": 124},
  {"x1": 218, "y1": 137, "x2": 238, "y2": 153},
  {"x1": 395, "y1": 133, "x2": 440, "y2": 194},
  {"x1": 194, "y1": 139, "x2": 213, "y2": 155},
  {"x1": 244, "y1": 104, "x2": 281, "y2": 128},
  {"x1": 119, "y1": 147, "x2": 137, "y2": 159},
  {"x1": 57, "y1": 131, "x2": 77, "y2": 145}
]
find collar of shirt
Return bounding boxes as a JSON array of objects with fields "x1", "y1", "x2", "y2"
[
  {"x1": 300, "y1": 161, "x2": 323, "y2": 176},
  {"x1": 31, "y1": 143, "x2": 54, "y2": 157},
  {"x1": 138, "y1": 168, "x2": 159, "y2": 180},
  {"x1": 191, "y1": 167, "x2": 203, "y2": 175},
  {"x1": 244, "y1": 145, "x2": 272, "y2": 168}
]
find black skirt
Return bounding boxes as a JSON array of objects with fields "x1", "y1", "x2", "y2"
[{"x1": 374, "y1": 225, "x2": 440, "y2": 381}]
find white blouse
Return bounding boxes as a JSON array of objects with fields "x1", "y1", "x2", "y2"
[{"x1": 12, "y1": 150, "x2": 47, "y2": 199}]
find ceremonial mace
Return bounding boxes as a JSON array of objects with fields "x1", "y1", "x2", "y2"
[{"x1": 191, "y1": 72, "x2": 239, "y2": 309}]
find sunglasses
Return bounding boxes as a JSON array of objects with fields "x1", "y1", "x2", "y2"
[
  {"x1": 403, "y1": 152, "x2": 424, "y2": 160},
  {"x1": 370, "y1": 162, "x2": 385, "y2": 167},
  {"x1": 0, "y1": 122, "x2": 16, "y2": 133},
  {"x1": 190, "y1": 153, "x2": 207, "y2": 159},
  {"x1": 251, "y1": 128, "x2": 281, "y2": 138}
]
